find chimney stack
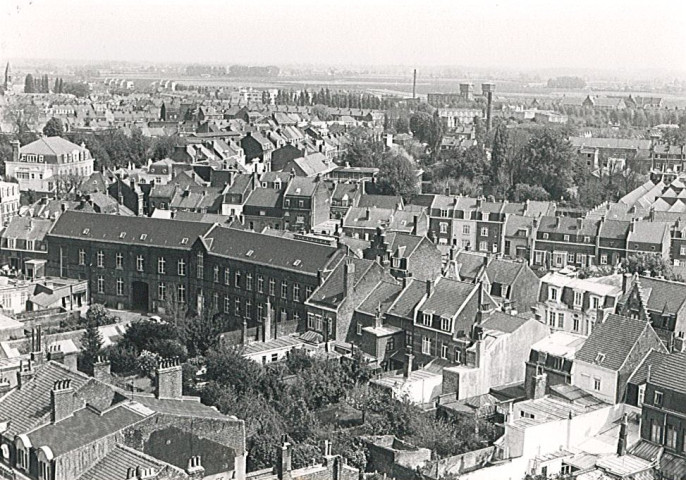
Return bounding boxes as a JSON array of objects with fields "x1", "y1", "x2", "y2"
[
  {"x1": 374, "y1": 303, "x2": 383, "y2": 328},
  {"x1": 186, "y1": 456, "x2": 205, "y2": 479},
  {"x1": 426, "y1": 278, "x2": 434, "y2": 298},
  {"x1": 16, "y1": 360, "x2": 35, "y2": 388},
  {"x1": 617, "y1": 413, "x2": 629, "y2": 456},
  {"x1": 51, "y1": 379, "x2": 76, "y2": 423},
  {"x1": 277, "y1": 442, "x2": 293, "y2": 480},
  {"x1": 528, "y1": 371, "x2": 547, "y2": 400},
  {"x1": 30, "y1": 326, "x2": 45, "y2": 365},
  {"x1": 10, "y1": 140, "x2": 20, "y2": 163},
  {"x1": 92, "y1": 355, "x2": 111, "y2": 382},
  {"x1": 343, "y1": 260, "x2": 356, "y2": 299},
  {"x1": 481, "y1": 83, "x2": 495, "y2": 132},
  {"x1": 155, "y1": 358, "x2": 182, "y2": 399},
  {"x1": 47, "y1": 344, "x2": 65, "y2": 364},
  {"x1": 0, "y1": 377, "x2": 11, "y2": 396},
  {"x1": 404, "y1": 353, "x2": 414, "y2": 378}
]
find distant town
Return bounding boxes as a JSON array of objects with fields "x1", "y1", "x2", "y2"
[{"x1": 0, "y1": 55, "x2": 685, "y2": 480}]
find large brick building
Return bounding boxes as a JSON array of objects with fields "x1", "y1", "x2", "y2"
[{"x1": 45, "y1": 212, "x2": 344, "y2": 336}]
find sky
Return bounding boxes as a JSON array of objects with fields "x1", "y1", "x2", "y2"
[{"x1": 1, "y1": 0, "x2": 685, "y2": 72}]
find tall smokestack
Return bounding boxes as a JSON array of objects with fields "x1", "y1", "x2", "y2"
[
  {"x1": 412, "y1": 69, "x2": 417, "y2": 99},
  {"x1": 482, "y1": 83, "x2": 495, "y2": 132}
]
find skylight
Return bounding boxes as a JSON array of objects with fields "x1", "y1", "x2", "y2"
[
  {"x1": 82, "y1": 228, "x2": 90, "y2": 235},
  {"x1": 246, "y1": 249, "x2": 254, "y2": 257},
  {"x1": 293, "y1": 259, "x2": 302, "y2": 266},
  {"x1": 119, "y1": 232, "x2": 126, "y2": 239},
  {"x1": 181, "y1": 238, "x2": 189, "y2": 245}
]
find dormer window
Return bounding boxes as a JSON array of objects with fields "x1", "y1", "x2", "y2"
[
  {"x1": 563, "y1": 235, "x2": 570, "y2": 242},
  {"x1": 584, "y1": 236, "x2": 591, "y2": 243},
  {"x1": 422, "y1": 313, "x2": 432, "y2": 326},
  {"x1": 542, "y1": 233, "x2": 549, "y2": 240},
  {"x1": 595, "y1": 353, "x2": 605, "y2": 363},
  {"x1": 549, "y1": 287, "x2": 559, "y2": 301},
  {"x1": 440, "y1": 317, "x2": 451, "y2": 331}
]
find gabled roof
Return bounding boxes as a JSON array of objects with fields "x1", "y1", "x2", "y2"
[
  {"x1": 387, "y1": 278, "x2": 428, "y2": 319},
  {"x1": 628, "y1": 349, "x2": 669, "y2": 386},
  {"x1": 78, "y1": 444, "x2": 169, "y2": 480},
  {"x1": 244, "y1": 188, "x2": 283, "y2": 209},
  {"x1": 284, "y1": 176, "x2": 319, "y2": 197},
  {"x1": 454, "y1": 252, "x2": 488, "y2": 281},
  {"x1": 359, "y1": 194, "x2": 403, "y2": 210},
  {"x1": 385, "y1": 232, "x2": 424, "y2": 259},
  {"x1": 356, "y1": 281, "x2": 403, "y2": 316},
  {"x1": 480, "y1": 311, "x2": 530, "y2": 334},
  {"x1": 0, "y1": 361, "x2": 92, "y2": 436},
  {"x1": 201, "y1": 224, "x2": 340, "y2": 276},
  {"x1": 649, "y1": 352, "x2": 686, "y2": 395},
  {"x1": 636, "y1": 276, "x2": 686, "y2": 315},
  {"x1": 308, "y1": 258, "x2": 377, "y2": 308},
  {"x1": 2, "y1": 216, "x2": 53, "y2": 241},
  {"x1": 575, "y1": 314, "x2": 659, "y2": 371},
  {"x1": 627, "y1": 221, "x2": 670, "y2": 245},
  {"x1": 421, "y1": 277, "x2": 477, "y2": 319},
  {"x1": 48, "y1": 211, "x2": 213, "y2": 249},
  {"x1": 485, "y1": 259, "x2": 525, "y2": 286},
  {"x1": 598, "y1": 220, "x2": 631, "y2": 240}
]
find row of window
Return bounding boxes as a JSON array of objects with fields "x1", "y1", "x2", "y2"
[
  {"x1": 548, "y1": 287, "x2": 601, "y2": 309},
  {"x1": 650, "y1": 419, "x2": 686, "y2": 452},
  {"x1": 419, "y1": 312, "x2": 453, "y2": 332},
  {"x1": 540, "y1": 233, "x2": 593, "y2": 243},
  {"x1": 5, "y1": 238, "x2": 37, "y2": 251}
]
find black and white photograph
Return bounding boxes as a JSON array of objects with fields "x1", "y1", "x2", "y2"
[{"x1": 0, "y1": 1, "x2": 685, "y2": 479}]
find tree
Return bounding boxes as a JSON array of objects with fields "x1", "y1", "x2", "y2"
[
  {"x1": 515, "y1": 128, "x2": 579, "y2": 200},
  {"x1": 409, "y1": 112, "x2": 434, "y2": 144},
  {"x1": 311, "y1": 105, "x2": 332, "y2": 121},
  {"x1": 150, "y1": 135, "x2": 178, "y2": 161},
  {"x1": 343, "y1": 135, "x2": 384, "y2": 168},
  {"x1": 85, "y1": 303, "x2": 118, "y2": 326},
  {"x1": 377, "y1": 148, "x2": 418, "y2": 200},
  {"x1": 621, "y1": 253, "x2": 675, "y2": 279},
  {"x1": 43, "y1": 117, "x2": 65, "y2": 137},
  {"x1": 511, "y1": 183, "x2": 551, "y2": 202},
  {"x1": 54, "y1": 173, "x2": 85, "y2": 200},
  {"x1": 80, "y1": 317, "x2": 104, "y2": 374},
  {"x1": 24, "y1": 74, "x2": 35, "y2": 93}
]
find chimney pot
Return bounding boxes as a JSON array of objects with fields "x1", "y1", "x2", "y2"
[{"x1": 155, "y1": 358, "x2": 182, "y2": 399}]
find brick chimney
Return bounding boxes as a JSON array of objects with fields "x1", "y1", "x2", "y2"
[
  {"x1": 528, "y1": 371, "x2": 547, "y2": 400},
  {"x1": 16, "y1": 360, "x2": 35, "y2": 389},
  {"x1": 277, "y1": 442, "x2": 293, "y2": 480},
  {"x1": 92, "y1": 355, "x2": 111, "y2": 382},
  {"x1": 47, "y1": 344, "x2": 65, "y2": 364},
  {"x1": 155, "y1": 358, "x2": 182, "y2": 399},
  {"x1": 30, "y1": 326, "x2": 45, "y2": 365},
  {"x1": 617, "y1": 413, "x2": 629, "y2": 456},
  {"x1": 0, "y1": 377, "x2": 11, "y2": 396},
  {"x1": 343, "y1": 260, "x2": 355, "y2": 299},
  {"x1": 186, "y1": 456, "x2": 205, "y2": 479},
  {"x1": 426, "y1": 278, "x2": 434, "y2": 298},
  {"x1": 374, "y1": 303, "x2": 383, "y2": 328},
  {"x1": 11, "y1": 140, "x2": 20, "y2": 163},
  {"x1": 51, "y1": 379, "x2": 75, "y2": 423}
]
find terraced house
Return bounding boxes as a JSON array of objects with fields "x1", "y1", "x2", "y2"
[{"x1": 532, "y1": 216, "x2": 599, "y2": 269}]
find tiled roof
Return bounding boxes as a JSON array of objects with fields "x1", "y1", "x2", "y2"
[
  {"x1": 387, "y1": 279, "x2": 427, "y2": 318},
  {"x1": 48, "y1": 211, "x2": 213, "y2": 249},
  {"x1": 649, "y1": 352, "x2": 686, "y2": 395},
  {"x1": 455, "y1": 252, "x2": 488, "y2": 281},
  {"x1": 77, "y1": 444, "x2": 167, "y2": 480},
  {"x1": 343, "y1": 207, "x2": 394, "y2": 229},
  {"x1": 0, "y1": 361, "x2": 92, "y2": 436},
  {"x1": 386, "y1": 232, "x2": 423, "y2": 258},
  {"x1": 308, "y1": 258, "x2": 377, "y2": 308},
  {"x1": 627, "y1": 221, "x2": 670, "y2": 245},
  {"x1": 421, "y1": 277, "x2": 477, "y2": 318},
  {"x1": 486, "y1": 259, "x2": 525, "y2": 286},
  {"x1": 357, "y1": 281, "x2": 403, "y2": 315},
  {"x1": 575, "y1": 314, "x2": 655, "y2": 371},
  {"x1": 628, "y1": 349, "x2": 669, "y2": 386},
  {"x1": 27, "y1": 404, "x2": 146, "y2": 457},
  {"x1": 284, "y1": 176, "x2": 319, "y2": 197},
  {"x1": 201, "y1": 224, "x2": 340, "y2": 276},
  {"x1": 292, "y1": 153, "x2": 334, "y2": 177},
  {"x1": 245, "y1": 188, "x2": 283, "y2": 209},
  {"x1": 599, "y1": 220, "x2": 631, "y2": 240},
  {"x1": 636, "y1": 276, "x2": 686, "y2": 315},
  {"x1": 504, "y1": 214, "x2": 534, "y2": 237}
]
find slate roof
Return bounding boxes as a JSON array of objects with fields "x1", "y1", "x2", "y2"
[
  {"x1": 284, "y1": 176, "x2": 319, "y2": 197},
  {"x1": 0, "y1": 361, "x2": 92, "y2": 436},
  {"x1": 575, "y1": 314, "x2": 654, "y2": 371},
  {"x1": 628, "y1": 349, "x2": 669, "y2": 386},
  {"x1": 291, "y1": 153, "x2": 335, "y2": 177},
  {"x1": 455, "y1": 252, "x2": 488, "y2": 281},
  {"x1": 20, "y1": 136, "x2": 87, "y2": 156},
  {"x1": 387, "y1": 279, "x2": 427, "y2": 319},
  {"x1": 2, "y1": 217, "x2": 53, "y2": 241},
  {"x1": 358, "y1": 194, "x2": 403, "y2": 210},
  {"x1": 421, "y1": 278, "x2": 477, "y2": 318},
  {"x1": 385, "y1": 232, "x2": 424, "y2": 259},
  {"x1": 245, "y1": 188, "x2": 284, "y2": 209},
  {"x1": 130, "y1": 394, "x2": 227, "y2": 419},
  {"x1": 357, "y1": 281, "x2": 403, "y2": 315},
  {"x1": 599, "y1": 220, "x2": 631, "y2": 240},
  {"x1": 650, "y1": 352, "x2": 686, "y2": 395},
  {"x1": 27, "y1": 404, "x2": 146, "y2": 457},
  {"x1": 504, "y1": 214, "x2": 534, "y2": 237},
  {"x1": 308, "y1": 258, "x2": 377, "y2": 308},
  {"x1": 49, "y1": 211, "x2": 213, "y2": 250},
  {"x1": 78, "y1": 444, "x2": 168, "y2": 480},
  {"x1": 486, "y1": 259, "x2": 525, "y2": 286},
  {"x1": 480, "y1": 311, "x2": 529, "y2": 334},
  {"x1": 224, "y1": 174, "x2": 253, "y2": 195},
  {"x1": 627, "y1": 221, "x2": 670, "y2": 245},
  {"x1": 201, "y1": 224, "x2": 340, "y2": 276},
  {"x1": 636, "y1": 276, "x2": 686, "y2": 315}
]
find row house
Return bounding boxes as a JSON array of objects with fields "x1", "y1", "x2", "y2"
[
  {"x1": 651, "y1": 143, "x2": 686, "y2": 173},
  {"x1": 364, "y1": 229, "x2": 442, "y2": 282},
  {"x1": 239, "y1": 131, "x2": 274, "y2": 174},
  {"x1": 0, "y1": 180, "x2": 20, "y2": 226},
  {"x1": 305, "y1": 258, "x2": 393, "y2": 343},
  {"x1": 572, "y1": 314, "x2": 666, "y2": 404},
  {"x1": 446, "y1": 251, "x2": 541, "y2": 314},
  {"x1": 45, "y1": 211, "x2": 344, "y2": 333},
  {"x1": 0, "y1": 217, "x2": 52, "y2": 274},
  {"x1": 524, "y1": 331, "x2": 586, "y2": 395},
  {"x1": 427, "y1": 195, "x2": 478, "y2": 249},
  {"x1": 532, "y1": 216, "x2": 599, "y2": 269},
  {"x1": 534, "y1": 272, "x2": 624, "y2": 337},
  {"x1": 634, "y1": 353, "x2": 686, "y2": 478}
]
